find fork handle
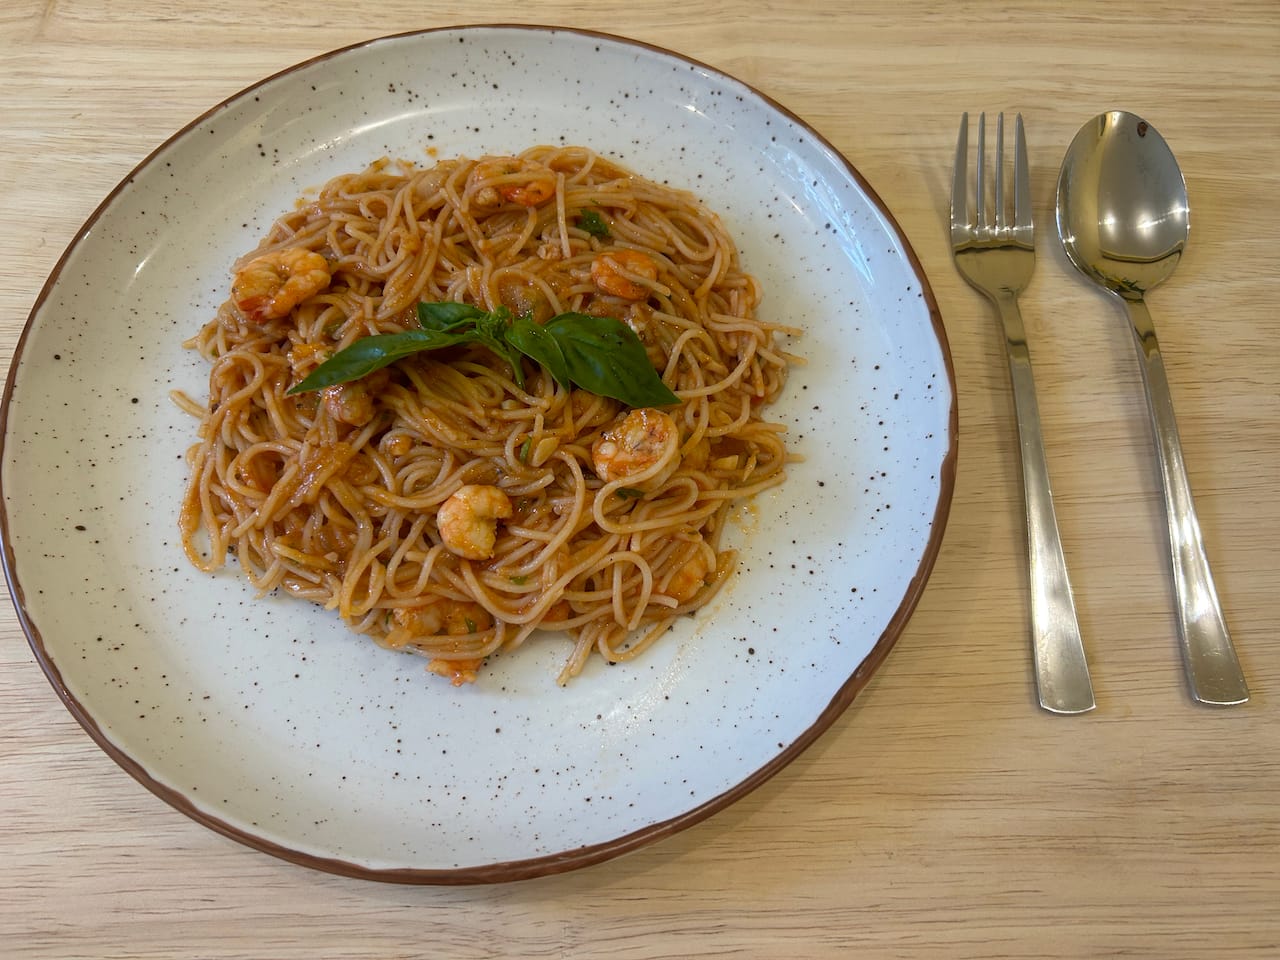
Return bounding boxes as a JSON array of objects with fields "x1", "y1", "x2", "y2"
[
  {"x1": 994, "y1": 290, "x2": 1096, "y2": 714},
  {"x1": 1121, "y1": 298, "x2": 1249, "y2": 705}
]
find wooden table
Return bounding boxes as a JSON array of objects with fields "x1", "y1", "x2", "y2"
[{"x1": 3, "y1": 2, "x2": 1277, "y2": 957}]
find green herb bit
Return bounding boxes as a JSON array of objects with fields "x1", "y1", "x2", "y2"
[
  {"x1": 577, "y1": 208, "x2": 611, "y2": 238},
  {"x1": 615, "y1": 487, "x2": 645, "y2": 499}
]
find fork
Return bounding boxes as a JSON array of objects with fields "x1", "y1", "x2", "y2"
[{"x1": 950, "y1": 112, "x2": 1095, "y2": 714}]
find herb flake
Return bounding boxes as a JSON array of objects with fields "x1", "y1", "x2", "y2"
[{"x1": 576, "y1": 208, "x2": 611, "y2": 238}]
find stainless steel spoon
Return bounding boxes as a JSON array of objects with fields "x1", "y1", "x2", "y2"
[{"x1": 1055, "y1": 110, "x2": 1248, "y2": 705}]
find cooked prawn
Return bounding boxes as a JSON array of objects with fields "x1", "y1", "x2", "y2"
[
  {"x1": 591, "y1": 408, "x2": 680, "y2": 491},
  {"x1": 437, "y1": 484, "x2": 513, "y2": 560},
  {"x1": 393, "y1": 601, "x2": 494, "y2": 687},
  {"x1": 591, "y1": 249, "x2": 659, "y2": 300},
  {"x1": 319, "y1": 370, "x2": 387, "y2": 427},
  {"x1": 394, "y1": 598, "x2": 494, "y2": 636},
  {"x1": 287, "y1": 341, "x2": 331, "y2": 379},
  {"x1": 231, "y1": 248, "x2": 331, "y2": 324},
  {"x1": 662, "y1": 537, "x2": 717, "y2": 603},
  {"x1": 426, "y1": 657, "x2": 486, "y2": 686},
  {"x1": 321, "y1": 382, "x2": 374, "y2": 427},
  {"x1": 468, "y1": 156, "x2": 556, "y2": 208},
  {"x1": 495, "y1": 273, "x2": 553, "y2": 323}
]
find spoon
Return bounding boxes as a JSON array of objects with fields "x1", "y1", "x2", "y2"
[{"x1": 1056, "y1": 110, "x2": 1248, "y2": 705}]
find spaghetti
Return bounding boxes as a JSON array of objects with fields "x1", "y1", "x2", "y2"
[{"x1": 177, "y1": 145, "x2": 797, "y2": 684}]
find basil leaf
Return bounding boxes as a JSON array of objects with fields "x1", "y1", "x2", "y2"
[
  {"x1": 286, "y1": 327, "x2": 476, "y2": 395},
  {"x1": 468, "y1": 307, "x2": 527, "y2": 389},
  {"x1": 418, "y1": 301, "x2": 486, "y2": 331},
  {"x1": 492, "y1": 339, "x2": 528, "y2": 390},
  {"x1": 505, "y1": 314, "x2": 572, "y2": 389},
  {"x1": 288, "y1": 301, "x2": 680, "y2": 408},
  {"x1": 475, "y1": 307, "x2": 513, "y2": 340},
  {"x1": 544, "y1": 312, "x2": 679, "y2": 407}
]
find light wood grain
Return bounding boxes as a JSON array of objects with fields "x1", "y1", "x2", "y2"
[{"x1": 2, "y1": 2, "x2": 1278, "y2": 957}]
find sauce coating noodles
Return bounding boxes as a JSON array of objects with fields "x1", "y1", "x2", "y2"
[{"x1": 178, "y1": 146, "x2": 796, "y2": 684}]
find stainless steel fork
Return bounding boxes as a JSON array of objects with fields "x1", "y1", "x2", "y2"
[{"x1": 950, "y1": 112, "x2": 1095, "y2": 714}]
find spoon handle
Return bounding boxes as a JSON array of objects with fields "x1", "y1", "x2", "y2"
[
  {"x1": 1122, "y1": 298, "x2": 1249, "y2": 705},
  {"x1": 995, "y1": 291, "x2": 1095, "y2": 714}
]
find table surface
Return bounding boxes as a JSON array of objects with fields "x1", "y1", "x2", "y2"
[{"x1": 3, "y1": 2, "x2": 1277, "y2": 957}]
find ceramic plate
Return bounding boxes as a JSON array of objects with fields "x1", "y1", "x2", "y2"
[{"x1": 1, "y1": 25, "x2": 955, "y2": 883}]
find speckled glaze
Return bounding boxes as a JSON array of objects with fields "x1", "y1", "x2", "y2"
[{"x1": 0, "y1": 25, "x2": 956, "y2": 883}]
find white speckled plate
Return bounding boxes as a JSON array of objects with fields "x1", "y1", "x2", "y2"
[{"x1": 1, "y1": 25, "x2": 954, "y2": 883}]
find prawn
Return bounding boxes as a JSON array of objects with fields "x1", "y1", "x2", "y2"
[
  {"x1": 437, "y1": 484, "x2": 513, "y2": 560},
  {"x1": 287, "y1": 341, "x2": 331, "y2": 379},
  {"x1": 591, "y1": 249, "x2": 658, "y2": 300},
  {"x1": 495, "y1": 273, "x2": 553, "y2": 323},
  {"x1": 231, "y1": 248, "x2": 331, "y2": 324},
  {"x1": 394, "y1": 598, "x2": 494, "y2": 636},
  {"x1": 591, "y1": 408, "x2": 680, "y2": 491},
  {"x1": 661, "y1": 537, "x2": 717, "y2": 604},
  {"x1": 426, "y1": 657, "x2": 486, "y2": 686},
  {"x1": 468, "y1": 156, "x2": 556, "y2": 208},
  {"x1": 319, "y1": 370, "x2": 388, "y2": 427},
  {"x1": 393, "y1": 601, "x2": 494, "y2": 686}
]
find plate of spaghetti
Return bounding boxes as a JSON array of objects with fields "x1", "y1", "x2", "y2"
[{"x1": 1, "y1": 25, "x2": 955, "y2": 882}]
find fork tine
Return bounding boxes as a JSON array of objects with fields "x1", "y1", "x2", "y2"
[
  {"x1": 951, "y1": 112, "x2": 969, "y2": 231},
  {"x1": 994, "y1": 113, "x2": 1006, "y2": 231},
  {"x1": 975, "y1": 112, "x2": 986, "y2": 228},
  {"x1": 1013, "y1": 113, "x2": 1032, "y2": 231}
]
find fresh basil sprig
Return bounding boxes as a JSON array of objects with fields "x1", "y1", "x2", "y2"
[{"x1": 287, "y1": 301, "x2": 679, "y2": 408}]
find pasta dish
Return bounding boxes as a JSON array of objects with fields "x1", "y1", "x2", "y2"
[{"x1": 177, "y1": 145, "x2": 797, "y2": 684}]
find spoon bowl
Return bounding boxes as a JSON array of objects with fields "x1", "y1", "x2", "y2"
[
  {"x1": 1055, "y1": 110, "x2": 1248, "y2": 706},
  {"x1": 1057, "y1": 112, "x2": 1190, "y2": 297}
]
